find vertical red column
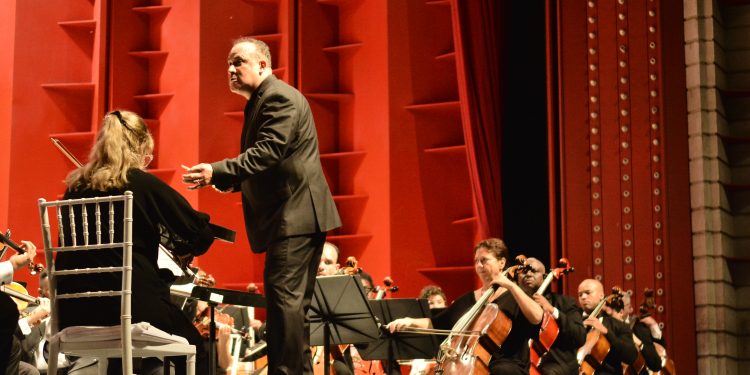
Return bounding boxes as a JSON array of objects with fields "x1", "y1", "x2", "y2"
[{"x1": 557, "y1": 0, "x2": 695, "y2": 371}]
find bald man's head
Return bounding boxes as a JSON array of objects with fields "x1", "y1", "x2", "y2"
[
  {"x1": 517, "y1": 257, "x2": 546, "y2": 294},
  {"x1": 578, "y1": 278, "x2": 604, "y2": 313}
]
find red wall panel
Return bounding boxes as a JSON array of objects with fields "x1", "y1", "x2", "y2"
[{"x1": 557, "y1": 0, "x2": 695, "y2": 372}]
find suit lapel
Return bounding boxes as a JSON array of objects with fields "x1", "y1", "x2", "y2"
[{"x1": 241, "y1": 76, "x2": 275, "y2": 149}]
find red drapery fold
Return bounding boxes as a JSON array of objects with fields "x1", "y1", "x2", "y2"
[{"x1": 450, "y1": 0, "x2": 504, "y2": 239}]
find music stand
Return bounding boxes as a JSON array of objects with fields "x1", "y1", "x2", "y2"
[
  {"x1": 309, "y1": 275, "x2": 380, "y2": 375},
  {"x1": 189, "y1": 286, "x2": 266, "y2": 375},
  {"x1": 356, "y1": 298, "x2": 440, "y2": 372}
]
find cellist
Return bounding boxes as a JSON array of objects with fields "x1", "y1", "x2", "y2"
[
  {"x1": 577, "y1": 279, "x2": 637, "y2": 374},
  {"x1": 618, "y1": 292, "x2": 662, "y2": 374},
  {"x1": 517, "y1": 258, "x2": 586, "y2": 374},
  {"x1": 388, "y1": 238, "x2": 543, "y2": 374}
]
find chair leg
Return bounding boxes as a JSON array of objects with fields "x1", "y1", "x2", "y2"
[
  {"x1": 98, "y1": 357, "x2": 108, "y2": 375},
  {"x1": 186, "y1": 353, "x2": 195, "y2": 375},
  {"x1": 48, "y1": 342, "x2": 59, "y2": 375}
]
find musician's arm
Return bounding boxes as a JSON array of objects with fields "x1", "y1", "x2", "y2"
[
  {"x1": 634, "y1": 323, "x2": 662, "y2": 371},
  {"x1": 137, "y1": 171, "x2": 215, "y2": 255},
  {"x1": 387, "y1": 317, "x2": 431, "y2": 333},
  {"x1": 555, "y1": 295, "x2": 587, "y2": 348},
  {"x1": 499, "y1": 278, "x2": 543, "y2": 324},
  {"x1": 0, "y1": 261, "x2": 13, "y2": 285},
  {"x1": 605, "y1": 319, "x2": 638, "y2": 365}
]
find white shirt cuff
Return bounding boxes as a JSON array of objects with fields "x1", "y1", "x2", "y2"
[
  {"x1": 0, "y1": 261, "x2": 13, "y2": 285},
  {"x1": 17, "y1": 318, "x2": 31, "y2": 335},
  {"x1": 650, "y1": 324, "x2": 662, "y2": 340}
]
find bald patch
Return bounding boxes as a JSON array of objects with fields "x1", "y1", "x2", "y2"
[
  {"x1": 526, "y1": 257, "x2": 546, "y2": 274},
  {"x1": 579, "y1": 278, "x2": 603, "y2": 294}
]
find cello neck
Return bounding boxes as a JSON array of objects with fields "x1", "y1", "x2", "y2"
[
  {"x1": 535, "y1": 272, "x2": 556, "y2": 296},
  {"x1": 589, "y1": 298, "x2": 608, "y2": 322}
]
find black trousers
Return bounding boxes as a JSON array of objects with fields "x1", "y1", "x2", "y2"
[
  {"x1": 263, "y1": 232, "x2": 325, "y2": 375},
  {"x1": 0, "y1": 293, "x2": 19, "y2": 373}
]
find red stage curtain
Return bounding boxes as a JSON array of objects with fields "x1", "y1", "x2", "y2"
[{"x1": 450, "y1": 0, "x2": 504, "y2": 239}]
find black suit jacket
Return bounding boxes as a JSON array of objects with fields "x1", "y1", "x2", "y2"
[
  {"x1": 632, "y1": 321, "x2": 662, "y2": 373},
  {"x1": 539, "y1": 293, "x2": 587, "y2": 369},
  {"x1": 212, "y1": 75, "x2": 341, "y2": 252},
  {"x1": 597, "y1": 314, "x2": 638, "y2": 375}
]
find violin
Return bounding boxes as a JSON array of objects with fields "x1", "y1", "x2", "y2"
[
  {"x1": 528, "y1": 258, "x2": 575, "y2": 370},
  {"x1": 433, "y1": 255, "x2": 531, "y2": 374},
  {"x1": 0, "y1": 229, "x2": 45, "y2": 275},
  {"x1": 193, "y1": 304, "x2": 246, "y2": 340},
  {"x1": 576, "y1": 286, "x2": 624, "y2": 375},
  {"x1": 0, "y1": 281, "x2": 41, "y2": 311}
]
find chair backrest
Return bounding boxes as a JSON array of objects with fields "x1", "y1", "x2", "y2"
[{"x1": 38, "y1": 191, "x2": 134, "y2": 372}]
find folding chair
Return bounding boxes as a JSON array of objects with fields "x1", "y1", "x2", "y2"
[{"x1": 39, "y1": 191, "x2": 196, "y2": 375}]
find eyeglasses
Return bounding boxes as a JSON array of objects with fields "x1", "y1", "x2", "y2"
[{"x1": 111, "y1": 110, "x2": 132, "y2": 130}]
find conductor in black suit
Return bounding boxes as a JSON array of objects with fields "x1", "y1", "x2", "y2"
[{"x1": 182, "y1": 37, "x2": 341, "y2": 374}]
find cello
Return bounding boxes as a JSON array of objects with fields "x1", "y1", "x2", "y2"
[
  {"x1": 528, "y1": 258, "x2": 575, "y2": 370},
  {"x1": 432, "y1": 255, "x2": 530, "y2": 374},
  {"x1": 625, "y1": 288, "x2": 676, "y2": 375},
  {"x1": 576, "y1": 286, "x2": 624, "y2": 375}
]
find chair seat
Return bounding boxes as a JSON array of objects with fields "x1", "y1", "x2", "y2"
[
  {"x1": 49, "y1": 322, "x2": 195, "y2": 358},
  {"x1": 54, "y1": 322, "x2": 189, "y2": 345}
]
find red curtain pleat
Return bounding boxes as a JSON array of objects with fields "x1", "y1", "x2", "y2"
[{"x1": 450, "y1": 0, "x2": 504, "y2": 239}]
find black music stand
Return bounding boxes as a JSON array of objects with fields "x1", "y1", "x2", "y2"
[
  {"x1": 309, "y1": 275, "x2": 380, "y2": 375},
  {"x1": 356, "y1": 298, "x2": 440, "y2": 372},
  {"x1": 190, "y1": 286, "x2": 266, "y2": 375}
]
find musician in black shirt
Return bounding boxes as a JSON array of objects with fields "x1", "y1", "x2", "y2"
[
  {"x1": 577, "y1": 279, "x2": 637, "y2": 375},
  {"x1": 57, "y1": 110, "x2": 214, "y2": 375},
  {"x1": 518, "y1": 258, "x2": 586, "y2": 375},
  {"x1": 388, "y1": 238, "x2": 542, "y2": 374}
]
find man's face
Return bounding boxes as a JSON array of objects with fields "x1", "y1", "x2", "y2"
[
  {"x1": 317, "y1": 246, "x2": 339, "y2": 276},
  {"x1": 518, "y1": 258, "x2": 545, "y2": 294},
  {"x1": 578, "y1": 280, "x2": 604, "y2": 313},
  {"x1": 428, "y1": 294, "x2": 446, "y2": 309},
  {"x1": 227, "y1": 42, "x2": 265, "y2": 97}
]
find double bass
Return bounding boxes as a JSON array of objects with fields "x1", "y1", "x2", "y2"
[
  {"x1": 576, "y1": 286, "x2": 624, "y2": 375},
  {"x1": 528, "y1": 258, "x2": 575, "y2": 372},
  {"x1": 432, "y1": 255, "x2": 530, "y2": 374}
]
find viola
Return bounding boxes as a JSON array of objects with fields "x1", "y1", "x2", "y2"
[
  {"x1": 433, "y1": 255, "x2": 530, "y2": 374},
  {"x1": 576, "y1": 286, "x2": 624, "y2": 375},
  {"x1": 353, "y1": 276, "x2": 397, "y2": 375},
  {"x1": 313, "y1": 256, "x2": 363, "y2": 374},
  {"x1": 528, "y1": 258, "x2": 575, "y2": 371}
]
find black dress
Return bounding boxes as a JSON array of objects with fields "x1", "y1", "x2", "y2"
[
  {"x1": 55, "y1": 169, "x2": 214, "y2": 374},
  {"x1": 432, "y1": 290, "x2": 540, "y2": 375}
]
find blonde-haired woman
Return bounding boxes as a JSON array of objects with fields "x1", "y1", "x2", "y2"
[{"x1": 56, "y1": 110, "x2": 212, "y2": 374}]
